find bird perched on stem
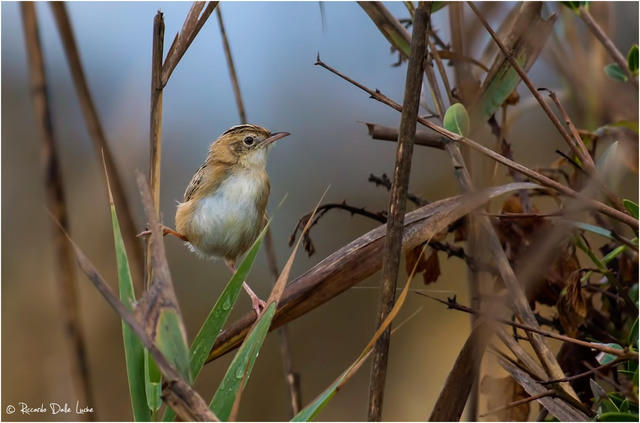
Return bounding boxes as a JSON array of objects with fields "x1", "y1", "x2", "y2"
[{"x1": 141, "y1": 124, "x2": 289, "y2": 315}]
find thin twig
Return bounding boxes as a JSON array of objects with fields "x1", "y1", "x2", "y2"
[
  {"x1": 540, "y1": 358, "x2": 625, "y2": 385},
  {"x1": 353, "y1": 86, "x2": 638, "y2": 228},
  {"x1": 21, "y1": 4, "x2": 96, "y2": 417},
  {"x1": 578, "y1": 6, "x2": 638, "y2": 87},
  {"x1": 368, "y1": 172, "x2": 427, "y2": 206},
  {"x1": 479, "y1": 390, "x2": 555, "y2": 418},
  {"x1": 368, "y1": 5, "x2": 429, "y2": 419},
  {"x1": 49, "y1": 2, "x2": 144, "y2": 292},
  {"x1": 420, "y1": 294, "x2": 638, "y2": 359},
  {"x1": 216, "y1": 5, "x2": 246, "y2": 123}
]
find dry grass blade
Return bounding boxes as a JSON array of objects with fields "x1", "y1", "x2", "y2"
[
  {"x1": 49, "y1": 2, "x2": 144, "y2": 292},
  {"x1": 136, "y1": 173, "x2": 191, "y2": 382},
  {"x1": 357, "y1": 1, "x2": 411, "y2": 58},
  {"x1": 495, "y1": 354, "x2": 590, "y2": 421},
  {"x1": 161, "y1": 1, "x2": 218, "y2": 86},
  {"x1": 368, "y1": 4, "x2": 429, "y2": 419},
  {"x1": 206, "y1": 183, "x2": 541, "y2": 363},
  {"x1": 20, "y1": 3, "x2": 96, "y2": 418},
  {"x1": 429, "y1": 321, "x2": 492, "y2": 421},
  {"x1": 49, "y1": 216, "x2": 217, "y2": 421}
]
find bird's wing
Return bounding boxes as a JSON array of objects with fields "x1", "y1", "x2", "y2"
[{"x1": 183, "y1": 162, "x2": 207, "y2": 201}]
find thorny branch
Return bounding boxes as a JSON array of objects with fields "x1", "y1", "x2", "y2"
[{"x1": 420, "y1": 294, "x2": 639, "y2": 360}]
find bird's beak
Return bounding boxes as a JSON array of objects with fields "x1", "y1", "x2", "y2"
[{"x1": 261, "y1": 131, "x2": 290, "y2": 148}]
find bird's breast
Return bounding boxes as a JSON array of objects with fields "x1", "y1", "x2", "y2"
[{"x1": 185, "y1": 170, "x2": 268, "y2": 259}]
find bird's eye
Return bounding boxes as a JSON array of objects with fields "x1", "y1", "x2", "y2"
[{"x1": 243, "y1": 136, "x2": 254, "y2": 146}]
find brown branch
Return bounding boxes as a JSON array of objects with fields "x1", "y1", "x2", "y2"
[
  {"x1": 161, "y1": 2, "x2": 218, "y2": 86},
  {"x1": 366, "y1": 122, "x2": 444, "y2": 151},
  {"x1": 429, "y1": 322, "x2": 492, "y2": 421},
  {"x1": 368, "y1": 172, "x2": 428, "y2": 206},
  {"x1": 420, "y1": 294, "x2": 638, "y2": 359},
  {"x1": 21, "y1": 4, "x2": 96, "y2": 418},
  {"x1": 368, "y1": 5, "x2": 429, "y2": 419},
  {"x1": 540, "y1": 358, "x2": 625, "y2": 386},
  {"x1": 289, "y1": 201, "x2": 387, "y2": 256},
  {"x1": 578, "y1": 6, "x2": 638, "y2": 87},
  {"x1": 480, "y1": 389, "x2": 555, "y2": 418},
  {"x1": 49, "y1": 2, "x2": 144, "y2": 293}
]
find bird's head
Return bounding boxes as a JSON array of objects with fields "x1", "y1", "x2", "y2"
[{"x1": 209, "y1": 124, "x2": 290, "y2": 168}]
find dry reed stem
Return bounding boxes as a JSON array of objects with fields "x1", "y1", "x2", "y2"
[
  {"x1": 21, "y1": 3, "x2": 96, "y2": 418},
  {"x1": 49, "y1": 2, "x2": 145, "y2": 293},
  {"x1": 367, "y1": 4, "x2": 428, "y2": 419}
]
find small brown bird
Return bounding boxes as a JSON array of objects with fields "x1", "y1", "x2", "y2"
[{"x1": 150, "y1": 124, "x2": 289, "y2": 315}]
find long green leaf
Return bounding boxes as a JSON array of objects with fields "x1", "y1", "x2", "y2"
[
  {"x1": 190, "y1": 221, "x2": 270, "y2": 378},
  {"x1": 110, "y1": 200, "x2": 150, "y2": 421},
  {"x1": 144, "y1": 350, "x2": 162, "y2": 414},
  {"x1": 209, "y1": 303, "x2": 277, "y2": 420},
  {"x1": 162, "y1": 221, "x2": 271, "y2": 422}
]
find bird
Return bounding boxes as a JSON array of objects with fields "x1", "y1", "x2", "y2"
[{"x1": 142, "y1": 124, "x2": 289, "y2": 315}]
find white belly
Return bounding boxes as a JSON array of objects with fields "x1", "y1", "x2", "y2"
[{"x1": 189, "y1": 172, "x2": 265, "y2": 259}]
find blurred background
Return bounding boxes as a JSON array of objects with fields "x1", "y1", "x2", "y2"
[{"x1": 2, "y1": 1, "x2": 638, "y2": 421}]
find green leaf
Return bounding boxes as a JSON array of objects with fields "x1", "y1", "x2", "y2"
[
  {"x1": 189, "y1": 222, "x2": 270, "y2": 379},
  {"x1": 571, "y1": 221, "x2": 615, "y2": 240},
  {"x1": 209, "y1": 303, "x2": 277, "y2": 420},
  {"x1": 627, "y1": 44, "x2": 639, "y2": 75},
  {"x1": 623, "y1": 199, "x2": 639, "y2": 219},
  {"x1": 154, "y1": 309, "x2": 192, "y2": 382},
  {"x1": 144, "y1": 350, "x2": 162, "y2": 413},
  {"x1": 561, "y1": 1, "x2": 589, "y2": 12},
  {"x1": 110, "y1": 205, "x2": 151, "y2": 421},
  {"x1": 599, "y1": 412, "x2": 639, "y2": 421},
  {"x1": 430, "y1": 2, "x2": 448, "y2": 12},
  {"x1": 604, "y1": 63, "x2": 628, "y2": 82},
  {"x1": 596, "y1": 343, "x2": 623, "y2": 365},
  {"x1": 162, "y1": 220, "x2": 272, "y2": 422},
  {"x1": 443, "y1": 103, "x2": 470, "y2": 136}
]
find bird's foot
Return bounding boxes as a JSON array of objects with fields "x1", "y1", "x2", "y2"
[
  {"x1": 242, "y1": 281, "x2": 267, "y2": 316},
  {"x1": 137, "y1": 225, "x2": 188, "y2": 241}
]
